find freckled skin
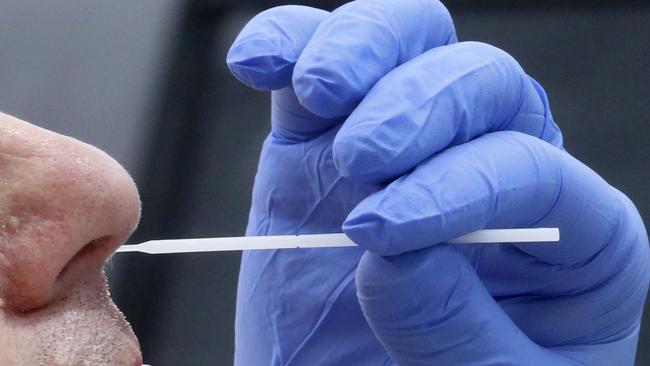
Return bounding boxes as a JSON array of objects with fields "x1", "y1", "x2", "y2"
[{"x1": 0, "y1": 112, "x2": 142, "y2": 365}]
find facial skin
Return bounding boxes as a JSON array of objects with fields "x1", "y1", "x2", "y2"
[{"x1": 0, "y1": 112, "x2": 142, "y2": 365}]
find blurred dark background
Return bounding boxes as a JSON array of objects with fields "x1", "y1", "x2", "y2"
[{"x1": 0, "y1": 1, "x2": 648, "y2": 365}]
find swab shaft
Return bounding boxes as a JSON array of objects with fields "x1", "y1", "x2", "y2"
[{"x1": 116, "y1": 228, "x2": 559, "y2": 255}]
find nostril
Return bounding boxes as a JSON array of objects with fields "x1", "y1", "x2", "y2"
[
  {"x1": 3, "y1": 235, "x2": 118, "y2": 313},
  {"x1": 57, "y1": 235, "x2": 115, "y2": 280}
]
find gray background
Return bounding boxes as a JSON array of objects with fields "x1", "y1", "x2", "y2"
[{"x1": 0, "y1": 1, "x2": 648, "y2": 365}]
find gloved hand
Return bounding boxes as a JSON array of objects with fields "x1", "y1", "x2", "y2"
[{"x1": 226, "y1": 1, "x2": 650, "y2": 365}]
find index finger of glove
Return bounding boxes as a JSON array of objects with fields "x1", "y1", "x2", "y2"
[
  {"x1": 293, "y1": 0, "x2": 457, "y2": 118},
  {"x1": 333, "y1": 41, "x2": 563, "y2": 183}
]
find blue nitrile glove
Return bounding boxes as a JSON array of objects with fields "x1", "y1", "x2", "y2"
[{"x1": 226, "y1": 1, "x2": 650, "y2": 365}]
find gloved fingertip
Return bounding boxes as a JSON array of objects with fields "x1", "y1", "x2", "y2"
[
  {"x1": 333, "y1": 132, "x2": 394, "y2": 184},
  {"x1": 446, "y1": 27, "x2": 459, "y2": 45},
  {"x1": 292, "y1": 65, "x2": 357, "y2": 118},
  {"x1": 344, "y1": 182, "x2": 451, "y2": 256},
  {"x1": 226, "y1": 36, "x2": 294, "y2": 90},
  {"x1": 227, "y1": 5, "x2": 330, "y2": 90},
  {"x1": 343, "y1": 209, "x2": 396, "y2": 256}
]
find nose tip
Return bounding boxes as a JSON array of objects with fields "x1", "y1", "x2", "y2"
[{"x1": 0, "y1": 122, "x2": 141, "y2": 312}]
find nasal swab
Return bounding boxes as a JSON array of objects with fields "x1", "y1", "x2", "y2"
[{"x1": 116, "y1": 228, "x2": 559, "y2": 255}]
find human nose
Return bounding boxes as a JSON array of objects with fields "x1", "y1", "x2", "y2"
[{"x1": 0, "y1": 113, "x2": 141, "y2": 312}]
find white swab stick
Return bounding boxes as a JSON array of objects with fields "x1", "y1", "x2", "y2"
[{"x1": 115, "y1": 228, "x2": 559, "y2": 255}]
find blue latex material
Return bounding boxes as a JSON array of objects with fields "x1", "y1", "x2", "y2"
[{"x1": 227, "y1": 2, "x2": 650, "y2": 365}]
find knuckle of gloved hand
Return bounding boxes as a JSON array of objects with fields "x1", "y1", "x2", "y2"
[
  {"x1": 615, "y1": 191, "x2": 650, "y2": 270},
  {"x1": 457, "y1": 41, "x2": 518, "y2": 67},
  {"x1": 423, "y1": 0, "x2": 456, "y2": 43},
  {"x1": 356, "y1": 245, "x2": 473, "y2": 322}
]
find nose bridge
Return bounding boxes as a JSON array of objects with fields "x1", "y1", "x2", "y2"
[{"x1": 0, "y1": 124, "x2": 141, "y2": 312}]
